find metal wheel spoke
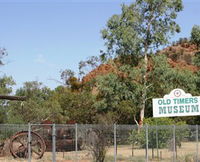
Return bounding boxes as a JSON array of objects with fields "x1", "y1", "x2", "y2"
[
  {"x1": 13, "y1": 146, "x2": 26, "y2": 154},
  {"x1": 14, "y1": 150, "x2": 19, "y2": 154},
  {"x1": 15, "y1": 137, "x2": 25, "y2": 146},
  {"x1": 24, "y1": 149, "x2": 28, "y2": 158},
  {"x1": 31, "y1": 141, "x2": 38, "y2": 146},
  {"x1": 32, "y1": 149, "x2": 41, "y2": 156}
]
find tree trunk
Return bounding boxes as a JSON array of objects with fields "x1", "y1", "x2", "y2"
[
  {"x1": 139, "y1": 52, "x2": 148, "y2": 126},
  {"x1": 0, "y1": 95, "x2": 26, "y2": 101}
]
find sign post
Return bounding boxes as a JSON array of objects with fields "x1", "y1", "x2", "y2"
[{"x1": 153, "y1": 89, "x2": 200, "y2": 118}]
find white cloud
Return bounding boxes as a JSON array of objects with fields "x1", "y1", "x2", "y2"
[
  {"x1": 35, "y1": 54, "x2": 46, "y2": 64},
  {"x1": 34, "y1": 54, "x2": 56, "y2": 68}
]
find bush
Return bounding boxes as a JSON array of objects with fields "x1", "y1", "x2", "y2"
[
  {"x1": 128, "y1": 118, "x2": 188, "y2": 149},
  {"x1": 191, "y1": 25, "x2": 200, "y2": 49}
]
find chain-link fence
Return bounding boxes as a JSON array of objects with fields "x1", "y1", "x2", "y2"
[{"x1": 0, "y1": 124, "x2": 199, "y2": 162}]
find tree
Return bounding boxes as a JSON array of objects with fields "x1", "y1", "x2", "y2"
[
  {"x1": 149, "y1": 54, "x2": 198, "y2": 94},
  {"x1": 79, "y1": 56, "x2": 101, "y2": 77},
  {"x1": 0, "y1": 48, "x2": 26, "y2": 101},
  {"x1": 145, "y1": 54, "x2": 198, "y2": 118},
  {"x1": 60, "y1": 69, "x2": 83, "y2": 91},
  {"x1": 129, "y1": 118, "x2": 188, "y2": 159},
  {"x1": 60, "y1": 69, "x2": 75, "y2": 85},
  {"x1": 53, "y1": 86, "x2": 96, "y2": 124},
  {"x1": 195, "y1": 52, "x2": 200, "y2": 93},
  {"x1": 191, "y1": 25, "x2": 200, "y2": 49},
  {"x1": 7, "y1": 81, "x2": 63, "y2": 123},
  {"x1": 101, "y1": 5, "x2": 141, "y2": 66},
  {"x1": 0, "y1": 76, "x2": 15, "y2": 95},
  {"x1": 83, "y1": 125, "x2": 113, "y2": 162},
  {"x1": 0, "y1": 76, "x2": 15, "y2": 123},
  {"x1": 101, "y1": 0, "x2": 183, "y2": 125},
  {"x1": 0, "y1": 48, "x2": 7, "y2": 66},
  {"x1": 93, "y1": 53, "x2": 198, "y2": 124},
  {"x1": 94, "y1": 71, "x2": 138, "y2": 124}
]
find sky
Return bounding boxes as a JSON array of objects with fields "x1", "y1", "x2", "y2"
[{"x1": 0, "y1": 0, "x2": 199, "y2": 91}]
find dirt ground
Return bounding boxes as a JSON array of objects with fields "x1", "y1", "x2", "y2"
[{"x1": 0, "y1": 142, "x2": 197, "y2": 162}]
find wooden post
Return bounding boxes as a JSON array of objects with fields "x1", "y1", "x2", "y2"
[{"x1": 0, "y1": 95, "x2": 26, "y2": 101}]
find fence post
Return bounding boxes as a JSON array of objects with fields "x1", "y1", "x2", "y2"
[
  {"x1": 28, "y1": 123, "x2": 31, "y2": 162},
  {"x1": 52, "y1": 124, "x2": 56, "y2": 162},
  {"x1": 75, "y1": 123, "x2": 78, "y2": 162},
  {"x1": 196, "y1": 125, "x2": 199, "y2": 162},
  {"x1": 156, "y1": 125, "x2": 159, "y2": 158},
  {"x1": 114, "y1": 124, "x2": 117, "y2": 162},
  {"x1": 173, "y1": 125, "x2": 176, "y2": 162},
  {"x1": 146, "y1": 124, "x2": 148, "y2": 162}
]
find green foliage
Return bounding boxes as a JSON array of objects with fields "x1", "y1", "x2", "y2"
[
  {"x1": 0, "y1": 75, "x2": 15, "y2": 123},
  {"x1": 149, "y1": 55, "x2": 198, "y2": 97},
  {"x1": 16, "y1": 81, "x2": 51, "y2": 100},
  {"x1": 193, "y1": 52, "x2": 200, "y2": 104},
  {"x1": 193, "y1": 51, "x2": 200, "y2": 67},
  {"x1": 101, "y1": 0, "x2": 183, "y2": 63},
  {"x1": 145, "y1": 118, "x2": 174, "y2": 149},
  {"x1": 129, "y1": 118, "x2": 188, "y2": 149},
  {"x1": 53, "y1": 86, "x2": 96, "y2": 123},
  {"x1": 191, "y1": 25, "x2": 200, "y2": 49},
  {"x1": 79, "y1": 56, "x2": 101, "y2": 76},
  {"x1": 7, "y1": 81, "x2": 62, "y2": 123},
  {"x1": 101, "y1": 4, "x2": 141, "y2": 65},
  {"x1": 0, "y1": 50, "x2": 15, "y2": 123},
  {"x1": 144, "y1": 54, "x2": 198, "y2": 118},
  {"x1": 0, "y1": 75, "x2": 15, "y2": 95},
  {"x1": 60, "y1": 69, "x2": 83, "y2": 91},
  {"x1": 93, "y1": 52, "x2": 198, "y2": 123},
  {"x1": 144, "y1": 117, "x2": 174, "y2": 125},
  {"x1": 136, "y1": 0, "x2": 183, "y2": 48},
  {"x1": 101, "y1": 0, "x2": 183, "y2": 124},
  {"x1": 94, "y1": 72, "x2": 138, "y2": 124},
  {"x1": 1, "y1": 0, "x2": 200, "y2": 126},
  {"x1": 0, "y1": 48, "x2": 7, "y2": 65},
  {"x1": 60, "y1": 69, "x2": 75, "y2": 85}
]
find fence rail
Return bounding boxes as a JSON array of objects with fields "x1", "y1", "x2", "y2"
[{"x1": 0, "y1": 124, "x2": 199, "y2": 162}]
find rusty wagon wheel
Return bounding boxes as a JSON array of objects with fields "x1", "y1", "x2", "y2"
[{"x1": 9, "y1": 131, "x2": 46, "y2": 159}]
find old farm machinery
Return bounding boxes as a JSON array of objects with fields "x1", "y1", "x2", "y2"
[
  {"x1": 9, "y1": 130, "x2": 46, "y2": 159},
  {"x1": 0, "y1": 95, "x2": 82, "y2": 159}
]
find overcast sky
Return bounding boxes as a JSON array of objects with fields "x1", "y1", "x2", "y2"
[{"x1": 0, "y1": 0, "x2": 199, "y2": 91}]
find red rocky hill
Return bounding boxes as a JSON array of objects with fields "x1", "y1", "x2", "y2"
[{"x1": 82, "y1": 42, "x2": 199, "y2": 82}]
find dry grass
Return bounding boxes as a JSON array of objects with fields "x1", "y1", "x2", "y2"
[{"x1": 0, "y1": 142, "x2": 197, "y2": 162}]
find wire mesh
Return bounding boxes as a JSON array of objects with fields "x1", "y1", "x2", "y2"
[
  {"x1": 0, "y1": 124, "x2": 28, "y2": 162},
  {"x1": 175, "y1": 125, "x2": 197, "y2": 161},
  {"x1": 116, "y1": 124, "x2": 146, "y2": 162},
  {"x1": 77, "y1": 124, "x2": 114, "y2": 162},
  {"x1": 0, "y1": 124, "x2": 199, "y2": 162},
  {"x1": 30, "y1": 124, "x2": 53, "y2": 162},
  {"x1": 148, "y1": 125, "x2": 174, "y2": 162},
  {"x1": 55, "y1": 124, "x2": 76, "y2": 161}
]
